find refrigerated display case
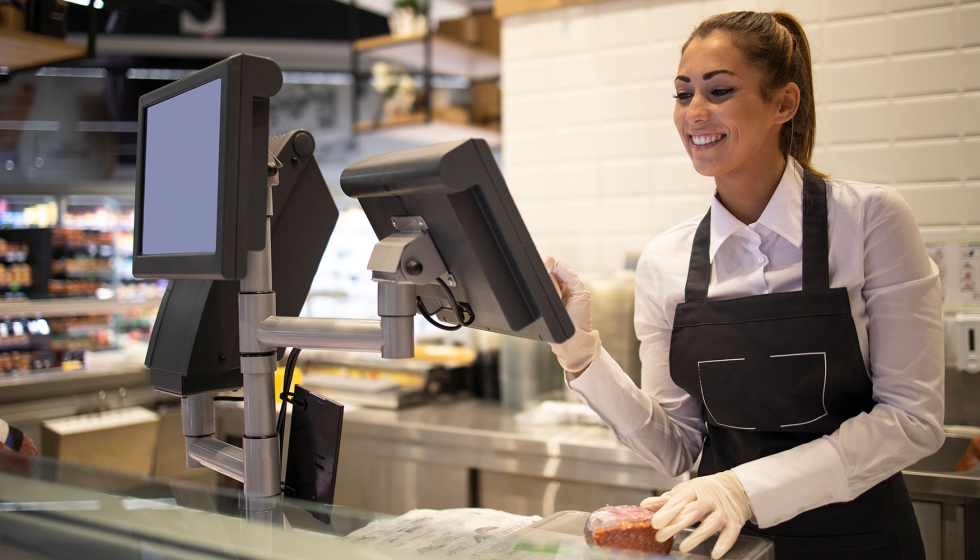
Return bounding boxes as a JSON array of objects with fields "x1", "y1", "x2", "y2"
[
  {"x1": 0, "y1": 451, "x2": 774, "y2": 560},
  {"x1": 0, "y1": 191, "x2": 162, "y2": 372}
]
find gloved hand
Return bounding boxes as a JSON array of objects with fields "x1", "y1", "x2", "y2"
[
  {"x1": 541, "y1": 255, "x2": 601, "y2": 374},
  {"x1": 640, "y1": 470, "x2": 753, "y2": 559},
  {"x1": 0, "y1": 419, "x2": 37, "y2": 455}
]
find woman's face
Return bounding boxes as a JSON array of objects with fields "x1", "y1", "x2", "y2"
[{"x1": 673, "y1": 31, "x2": 789, "y2": 179}]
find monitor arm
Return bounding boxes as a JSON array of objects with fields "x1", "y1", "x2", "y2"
[{"x1": 178, "y1": 157, "x2": 451, "y2": 517}]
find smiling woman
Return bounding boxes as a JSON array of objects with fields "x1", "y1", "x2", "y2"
[{"x1": 544, "y1": 9, "x2": 944, "y2": 560}]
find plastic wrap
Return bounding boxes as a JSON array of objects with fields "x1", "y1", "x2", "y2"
[{"x1": 584, "y1": 505, "x2": 673, "y2": 556}]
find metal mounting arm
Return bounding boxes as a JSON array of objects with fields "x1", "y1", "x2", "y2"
[{"x1": 179, "y1": 160, "x2": 452, "y2": 517}]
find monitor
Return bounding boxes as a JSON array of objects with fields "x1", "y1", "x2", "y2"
[
  {"x1": 340, "y1": 139, "x2": 574, "y2": 344},
  {"x1": 133, "y1": 54, "x2": 282, "y2": 280}
]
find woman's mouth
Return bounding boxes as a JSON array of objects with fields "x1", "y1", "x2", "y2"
[{"x1": 690, "y1": 133, "x2": 726, "y2": 147}]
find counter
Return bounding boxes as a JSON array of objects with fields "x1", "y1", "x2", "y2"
[
  {"x1": 4, "y1": 362, "x2": 978, "y2": 558},
  {"x1": 218, "y1": 398, "x2": 687, "y2": 517}
]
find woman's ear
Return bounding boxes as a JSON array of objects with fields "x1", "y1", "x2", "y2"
[{"x1": 773, "y1": 82, "x2": 800, "y2": 125}]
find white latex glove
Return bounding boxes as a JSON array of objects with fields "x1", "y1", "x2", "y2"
[
  {"x1": 541, "y1": 255, "x2": 601, "y2": 375},
  {"x1": 640, "y1": 471, "x2": 753, "y2": 559}
]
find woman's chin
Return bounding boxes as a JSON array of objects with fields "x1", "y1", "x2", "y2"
[{"x1": 688, "y1": 158, "x2": 724, "y2": 178}]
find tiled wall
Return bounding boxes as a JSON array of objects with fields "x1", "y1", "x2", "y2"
[{"x1": 501, "y1": 0, "x2": 980, "y2": 275}]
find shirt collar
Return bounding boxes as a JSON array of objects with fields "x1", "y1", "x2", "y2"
[{"x1": 708, "y1": 157, "x2": 804, "y2": 263}]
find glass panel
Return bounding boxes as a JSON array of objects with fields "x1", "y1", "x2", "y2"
[{"x1": 0, "y1": 451, "x2": 774, "y2": 560}]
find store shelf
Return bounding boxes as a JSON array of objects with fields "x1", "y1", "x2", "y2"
[
  {"x1": 0, "y1": 181, "x2": 135, "y2": 197},
  {"x1": 354, "y1": 111, "x2": 428, "y2": 131},
  {"x1": 354, "y1": 33, "x2": 500, "y2": 80},
  {"x1": 354, "y1": 31, "x2": 427, "y2": 51},
  {"x1": 0, "y1": 29, "x2": 87, "y2": 72},
  {"x1": 0, "y1": 298, "x2": 162, "y2": 319},
  {"x1": 356, "y1": 118, "x2": 500, "y2": 148}
]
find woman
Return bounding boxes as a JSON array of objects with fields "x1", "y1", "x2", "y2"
[{"x1": 545, "y1": 11, "x2": 944, "y2": 560}]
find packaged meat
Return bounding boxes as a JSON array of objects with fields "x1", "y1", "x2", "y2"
[
  {"x1": 584, "y1": 505, "x2": 674, "y2": 556},
  {"x1": 954, "y1": 436, "x2": 980, "y2": 472}
]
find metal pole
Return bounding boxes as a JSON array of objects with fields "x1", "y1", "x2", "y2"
[
  {"x1": 87, "y1": 0, "x2": 98, "y2": 58},
  {"x1": 237, "y1": 176, "x2": 281, "y2": 514},
  {"x1": 187, "y1": 437, "x2": 244, "y2": 481},
  {"x1": 423, "y1": 0, "x2": 432, "y2": 123},
  {"x1": 181, "y1": 393, "x2": 215, "y2": 468},
  {"x1": 256, "y1": 316, "x2": 383, "y2": 351},
  {"x1": 378, "y1": 282, "x2": 416, "y2": 359}
]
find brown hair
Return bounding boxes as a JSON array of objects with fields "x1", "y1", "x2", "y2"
[{"x1": 682, "y1": 11, "x2": 825, "y2": 177}]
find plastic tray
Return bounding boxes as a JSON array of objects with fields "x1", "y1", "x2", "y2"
[{"x1": 467, "y1": 510, "x2": 774, "y2": 560}]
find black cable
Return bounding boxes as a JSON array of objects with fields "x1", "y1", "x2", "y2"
[
  {"x1": 276, "y1": 347, "x2": 302, "y2": 458},
  {"x1": 213, "y1": 396, "x2": 243, "y2": 402},
  {"x1": 416, "y1": 277, "x2": 474, "y2": 331}
]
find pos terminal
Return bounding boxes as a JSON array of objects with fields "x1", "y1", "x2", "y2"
[{"x1": 133, "y1": 53, "x2": 572, "y2": 518}]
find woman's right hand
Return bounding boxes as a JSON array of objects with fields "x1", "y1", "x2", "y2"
[{"x1": 542, "y1": 255, "x2": 601, "y2": 376}]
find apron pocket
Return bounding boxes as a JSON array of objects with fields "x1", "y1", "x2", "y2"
[
  {"x1": 764, "y1": 352, "x2": 828, "y2": 431},
  {"x1": 697, "y1": 357, "x2": 756, "y2": 430}
]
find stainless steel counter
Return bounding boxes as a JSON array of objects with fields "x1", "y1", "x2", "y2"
[
  {"x1": 219, "y1": 398, "x2": 980, "y2": 559},
  {"x1": 0, "y1": 363, "x2": 172, "y2": 445},
  {"x1": 342, "y1": 400, "x2": 684, "y2": 489},
  {"x1": 217, "y1": 398, "x2": 686, "y2": 517}
]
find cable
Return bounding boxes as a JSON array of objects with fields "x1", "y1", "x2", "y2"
[
  {"x1": 276, "y1": 347, "x2": 302, "y2": 459},
  {"x1": 213, "y1": 396, "x2": 243, "y2": 402},
  {"x1": 416, "y1": 277, "x2": 474, "y2": 331}
]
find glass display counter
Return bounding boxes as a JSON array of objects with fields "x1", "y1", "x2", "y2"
[{"x1": 0, "y1": 451, "x2": 774, "y2": 560}]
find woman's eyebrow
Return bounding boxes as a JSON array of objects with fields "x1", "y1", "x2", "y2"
[
  {"x1": 704, "y1": 70, "x2": 736, "y2": 79},
  {"x1": 675, "y1": 70, "x2": 737, "y2": 82}
]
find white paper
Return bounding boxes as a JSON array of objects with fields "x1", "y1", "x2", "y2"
[{"x1": 344, "y1": 508, "x2": 541, "y2": 557}]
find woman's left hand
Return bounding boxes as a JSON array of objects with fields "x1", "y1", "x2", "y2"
[{"x1": 640, "y1": 470, "x2": 753, "y2": 559}]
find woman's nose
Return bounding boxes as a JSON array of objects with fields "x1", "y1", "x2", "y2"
[{"x1": 686, "y1": 93, "x2": 709, "y2": 123}]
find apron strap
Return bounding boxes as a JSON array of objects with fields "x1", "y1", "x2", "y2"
[
  {"x1": 801, "y1": 169, "x2": 830, "y2": 291},
  {"x1": 683, "y1": 167, "x2": 831, "y2": 302},
  {"x1": 684, "y1": 209, "x2": 713, "y2": 302}
]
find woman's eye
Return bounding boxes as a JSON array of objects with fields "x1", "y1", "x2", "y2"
[
  {"x1": 673, "y1": 92, "x2": 693, "y2": 101},
  {"x1": 711, "y1": 88, "x2": 734, "y2": 97}
]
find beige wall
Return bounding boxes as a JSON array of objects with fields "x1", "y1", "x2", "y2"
[{"x1": 501, "y1": 0, "x2": 980, "y2": 275}]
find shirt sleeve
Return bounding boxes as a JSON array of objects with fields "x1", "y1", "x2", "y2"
[
  {"x1": 567, "y1": 244, "x2": 706, "y2": 477},
  {"x1": 733, "y1": 185, "x2": 946, "y2": 528}
]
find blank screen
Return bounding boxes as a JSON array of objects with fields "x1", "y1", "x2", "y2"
[{"x1": 141, "y1": 78, "x2": 222, "y2": 255}]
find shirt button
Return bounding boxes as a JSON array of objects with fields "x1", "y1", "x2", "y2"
[{"x1": 757, "y1": 256, "x2": 765, "y2": 264}]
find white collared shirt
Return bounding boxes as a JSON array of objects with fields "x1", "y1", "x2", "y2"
[{"x1": 568, "y1": 157, "x2": 945, "y2": 528}]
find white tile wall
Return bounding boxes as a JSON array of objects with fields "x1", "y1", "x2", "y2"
[
  {"x1": 502, "y1": 0, "x2": 980, "y2": 275},
  {"x1": 891, "y1": 52, "x2": 959, "y2": 97},
  {"x1": 816, "y1": 59, "x2": 889, "y2": 102},
  {"x1": 888, "y1": 8, "x2": 956, "y2": 55},
  {"x1": 825, "y1": 0, "x2": 887, "y2": 21},
  {"x1": 960, "y1": 3, "x2": 980, "y2": 47},
  {"x1": 825, "y1": 17, "x2": 887, "y2": 61},
  {"x1": 961, "y1": 49, "x2": 980, "y2": 90}
]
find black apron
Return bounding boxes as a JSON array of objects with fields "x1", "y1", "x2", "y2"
[{"x1": 668, "y1": 170, "x2": 925, "y2": 560}]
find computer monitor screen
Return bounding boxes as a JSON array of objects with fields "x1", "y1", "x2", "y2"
[
  {"x1": 141, "y1": 79, "x2": 222, "y2": 255},
  {"x1": 133, "y1": 54, "x2": 282, "y2": 280},
  {"x1": 341, "y1": 139, "x2": 574, "y2": 344}
]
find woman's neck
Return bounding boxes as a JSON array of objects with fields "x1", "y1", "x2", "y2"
[{"x1": 714, "y1": 150, "x2": 788, "y2": 225}]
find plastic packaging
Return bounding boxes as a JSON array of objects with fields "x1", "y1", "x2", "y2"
[{"x1": 584, "y1": 506, "x2": 673, "y2": 555}]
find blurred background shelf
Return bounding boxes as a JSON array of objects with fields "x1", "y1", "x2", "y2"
[
  {"x1": 356, "y1": 117, "x2": 500, "y2": 148},
  {"x1": 354, "y1": 32, "x2": 499, "y2": 80},
  {"x1": 0, "y1": 29, "x2": 87, "y2": 72},
  {"x1": 0, "y1": 297, "x2": 161, "y2": 319}
]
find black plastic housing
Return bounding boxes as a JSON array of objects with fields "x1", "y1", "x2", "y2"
[
  {"x1": 133, "y1": 53, "x2": 282, "y2": 280},
  {"x1": 284, "y1": 385, "x2": 344, "y2": 507},
  {"x1": 340, "y1": 138, "x2": 574, "y2": 344},
  {"x1": 147, "y1": 130, "x2": 338, "y2": 396}
]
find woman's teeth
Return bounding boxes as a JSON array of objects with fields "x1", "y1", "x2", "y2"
[{"x1": 692, "y1": 134, "x2": 724, "y2": 146}]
